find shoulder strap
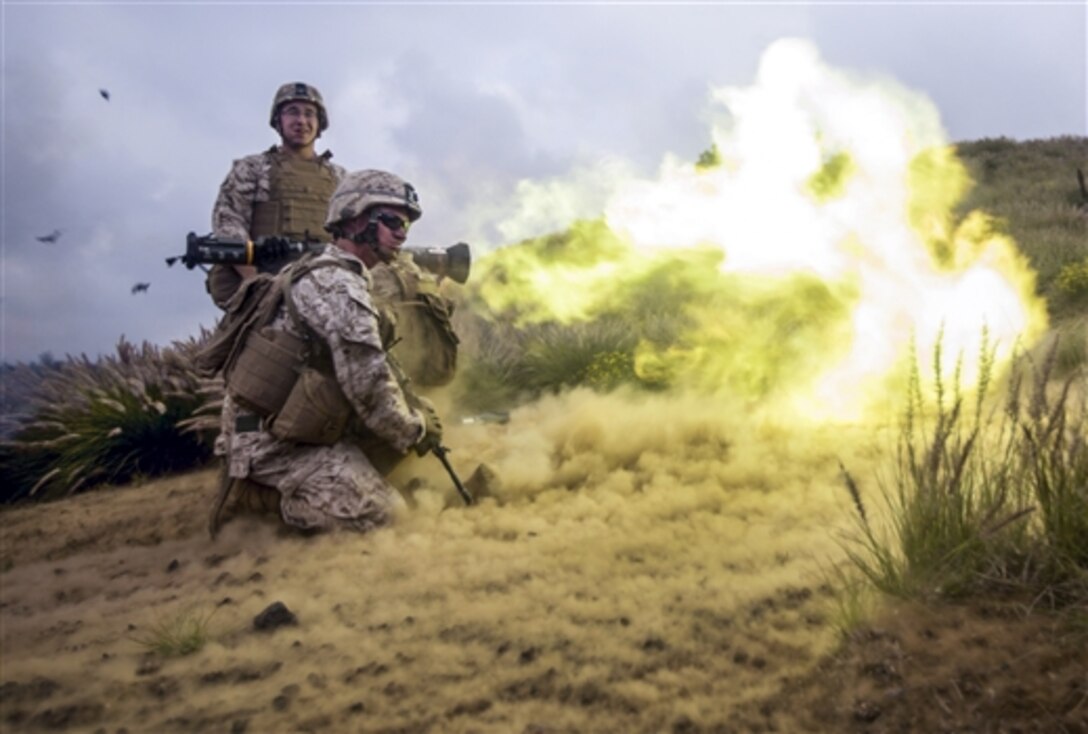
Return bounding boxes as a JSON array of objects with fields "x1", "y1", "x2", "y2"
[
  {"x1": 277, "y1": 257, "x2": 363, "y2": 367},
  {"x1": 280, "y1": 257, "x2": 359, "y2": 326},
  {"x1": 385, "y1": 260, "x2": 418, "y2": 301}
]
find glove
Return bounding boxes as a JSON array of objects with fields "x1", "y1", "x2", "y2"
[{"x1": 414, "y1": 396, "x2": 444, "y2": 457}]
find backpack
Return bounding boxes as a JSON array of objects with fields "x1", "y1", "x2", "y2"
[
  {"x1": 195, "y1": 270, "x2": 283, "y2": 380},
  {"x1": 195, "y1": 256, "x2": 357, "y2": 444},
  {"x1": 375, "y1": 261, "x2": 460, "y2": 387}
]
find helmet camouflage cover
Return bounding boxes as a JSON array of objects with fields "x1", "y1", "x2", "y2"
[
  {"x1": 325, "y1": 170, "x2": 423, "y2": 233},
  {"x1": 270, "y1": 82, "x2": 328, "y2": 132}
]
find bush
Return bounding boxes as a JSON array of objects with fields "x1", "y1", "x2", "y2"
[
  {"x1": 0, "y1": 336, "x2": 214, "y2": 502},
  {"x1": 1056, "y1": 257, "x2": 1088, "y2": 298}
]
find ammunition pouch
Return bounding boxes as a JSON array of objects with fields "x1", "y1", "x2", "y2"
[
  {"x1": 269, "y1": 367, "x2": 351, "y2": 445},
  {"x1": 226, "y1": 326, "x2": 308, "y2": 416}
]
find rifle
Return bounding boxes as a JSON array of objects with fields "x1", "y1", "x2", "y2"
[{"x1": 166, "y1": 232, "x2": 471, "y2": 284}]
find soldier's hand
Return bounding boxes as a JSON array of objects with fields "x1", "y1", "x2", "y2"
[{"x1": 414, "y1": 396, "x2": 444, "y2": 456}]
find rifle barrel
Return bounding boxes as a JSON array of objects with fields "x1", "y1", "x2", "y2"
[{"x1": 433, "y1": 445, "x2": 473, "y2": 506}]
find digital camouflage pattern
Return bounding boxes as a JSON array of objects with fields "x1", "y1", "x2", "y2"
[
  {"x1": 219, "y1": 246, "x2": 425, "y2": 532},
  {"x1": 212, "y1": 147, "x2": 346, "y2": 241},
  {"x1": 324, "y1": 169, "x2": 422, "y2": 233}
]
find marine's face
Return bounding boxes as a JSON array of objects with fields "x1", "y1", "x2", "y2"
[
  {"x1": 367, "y1": 207, "x2": 411, "y2": 263},
  {"x1": 276, "y1": 101, "x2": 319, "y2": 148},
  {"x1": 337, "y1": 205, "x2": 411, "y2": 267}
]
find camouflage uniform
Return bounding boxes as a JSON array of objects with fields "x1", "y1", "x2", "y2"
[
  {"x1": 221, "y1": 246, "x2": 425, "y2": 532},
  {"x1": 207, "y1": 82, "x2": 345, "y2": 307}
]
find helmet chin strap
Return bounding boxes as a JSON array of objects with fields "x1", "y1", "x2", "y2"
[
  {"x1": 350, "y1": 221, "x2": 393, "y2": 263},
  {"x1": 351, "y1": 221, "x2": 379, "y2": 247}
]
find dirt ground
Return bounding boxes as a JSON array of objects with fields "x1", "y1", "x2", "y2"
[{"x1": 1, "y1": 394, "x2": 1085, "y2": 733}]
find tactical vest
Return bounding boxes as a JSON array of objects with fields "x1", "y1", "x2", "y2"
[
  {"x1": 207, "y1": 149, "x2": 339, "y2": 310},
  {"x1": 251, "y1": 149, "x2": 338, "y2": 242}
]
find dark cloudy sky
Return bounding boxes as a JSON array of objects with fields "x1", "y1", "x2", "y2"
[{"x1": 1, "y1": 2, "x2": 1084, "y2": 364}]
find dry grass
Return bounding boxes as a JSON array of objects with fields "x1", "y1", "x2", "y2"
[{"x1": 839, "y1": 336, "x2": 1087, "y2": 608}]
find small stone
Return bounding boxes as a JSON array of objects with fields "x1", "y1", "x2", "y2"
[
  {"x1": 253, "y1": 602, "x2": 298, "y2": 632},
  {"x1": 135, "y1": 656, "x2": 161, "y2": 677},
  {"x1": 853, "y1": 699, "x2": 882, "y2": 723},
  {"x1": 641, "y1": 637, "x2": 667, "y2": 652}
]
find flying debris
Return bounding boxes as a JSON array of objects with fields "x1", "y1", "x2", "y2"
[
  {"x1": 99, "y1": 88, "x2": 110, "y2": 101},
  {"x1": 131, "y1": 282, "x2": 150, "y2": 294},
  {"x1": 36, "y1": 229, "x2": 62, "y2": 244}
]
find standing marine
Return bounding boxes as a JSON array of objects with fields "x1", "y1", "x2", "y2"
[{"x1": 207, "y1": 82, "x2": 346, "y2": 308}]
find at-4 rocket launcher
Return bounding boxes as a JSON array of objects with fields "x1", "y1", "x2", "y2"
[{"x1": 167, "y1": 232, "x2": 471, "y2": 284}]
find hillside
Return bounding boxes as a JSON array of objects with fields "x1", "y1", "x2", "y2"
[
  {"x1": 1, "y1": 137, "x2": 1086, "y2": 732},
  {"x1": 2, "y1": 391, "x2": 1085, "y2": 733}
]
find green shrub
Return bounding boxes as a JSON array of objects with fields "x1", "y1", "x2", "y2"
[
  {"x1": 0, "y1": 336, "x2": 214, "y2": 502},
  {"x1": 1056, "y1": 257, "x2": 1088, "y2": 298}
]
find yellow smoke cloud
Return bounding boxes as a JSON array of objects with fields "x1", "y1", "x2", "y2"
[{"x1": 477, "y1": 38, "x2": 1047, "y2": 421}]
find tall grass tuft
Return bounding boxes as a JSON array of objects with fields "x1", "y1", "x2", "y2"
[
  {"x1": 840, "y1": 334, "x2": 1087, "y2": 606},
  {"x1": 0, "y1": 336, "x2": 215, "y2": 502},
  {"x1": 131, "y1": 606, "x2": 216, "y2": 657},
  {"x1": 1009, "y1": 341, "x2": 1088, "y2": 578}
]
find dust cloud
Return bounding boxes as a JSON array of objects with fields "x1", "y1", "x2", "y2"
[{"x1": 0, "y1": 389, "x2": 891, "y2": 731}]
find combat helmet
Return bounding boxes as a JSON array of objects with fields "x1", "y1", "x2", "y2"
[
  {"x1": 269, "y1": 82, "x2": 329, "y2": 132},
  {"x1": 325, "y1": 170, "x2": 423, "y2": 234}
]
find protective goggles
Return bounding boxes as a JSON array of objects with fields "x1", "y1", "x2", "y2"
[{"x1": 371, "y1": 211, "x2": 411, "y2": 233}]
